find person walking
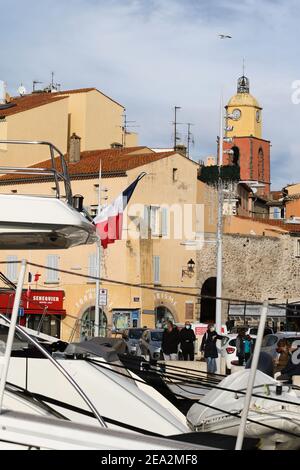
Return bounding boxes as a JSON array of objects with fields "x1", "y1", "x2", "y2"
[
  {"x1": 236, "y1": 329, "x2": 246, "y2": 366},
  {"x1": 161, "y1": 321, "x2": 180, "y2": 361},
  {"x1": 200, "y1": 324, "x2": 223, "y2": 374},
  {"x1": 179, "y1": 322, "x2": 196, "y2": 361},
  {"x1": 243, "y1": 334, "x2": 253, "y2": 363}
]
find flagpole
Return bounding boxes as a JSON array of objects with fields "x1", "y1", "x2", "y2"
[{"x1": 95, "y1": 161, "x2": 102, "y2": 338}]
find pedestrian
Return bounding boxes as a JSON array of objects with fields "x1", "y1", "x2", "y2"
[
  {"x1": 274, "y1": 339, "x2": 290, "y2": 374},
  {"x1": 161, "y1": 321, "x2": 180, "y2": 361},
  {"x1": 243, "y1": 334, "x2": 253, "y2": 363},
  {"x1": 179, "y1": 321, "x2": 196, "y2": 361},
  {"x1": 236, "y1": 329, "x2": 246, "y2": 366},
  {"x1": 200, "y1": 324, "x2": 223, "y2": 374}
]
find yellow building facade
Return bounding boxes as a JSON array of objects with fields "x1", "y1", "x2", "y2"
[
  {"x1": 0, "y1": 87, "x2": 138, "y2": 167},
  {"x1": 0, "y1": 145, "x2": 217, "y2": 341}
]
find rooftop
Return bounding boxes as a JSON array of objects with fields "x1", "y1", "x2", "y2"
[
  {"x1": 236, "y1": 215, "x2": 300, "y2": 233},
  {"x1": 0, "y1": 87, "x2": 124, "y2": 118},
  {"x1": 0, "y1": 146, "x2": 177, "y2": 184}
]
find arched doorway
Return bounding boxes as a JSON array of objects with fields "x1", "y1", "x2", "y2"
[
  {"x1": 155, "y1": 306, "x2": 175, "y2": 328},
  {"x1": 200, "y1": 277, "x2": 216, "y2": 323},
  {"x1": 231, "y1": 146, "x2": 240, "y2": 166},
  {"x1": 80, "y1": 306, "x2": 107, "y2": 340}
]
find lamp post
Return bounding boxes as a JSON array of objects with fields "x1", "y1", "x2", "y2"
[
  {"x1": 94, "y1": 163, "x2": 108, "y2": 338},
  {"x1": 215, "y1": 103, "x2": 236, "y2": 372}
]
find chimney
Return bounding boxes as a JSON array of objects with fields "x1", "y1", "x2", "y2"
[
  {"x1": 0, "y1": 81, "x2": 7, "y2": 105},
  {"x1": 174, "y1": 144, "x2": 187, "y2": 157},
  {"x1": 69, "y1": 133, "x2": 81, "y2": 163},
  {"x1": 111, "y1": 142, "x2": 123, "y2": 149}
]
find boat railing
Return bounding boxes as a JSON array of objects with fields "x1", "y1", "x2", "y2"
[
  {"x1": 0, "y1": 259, "x2": 107, "y2": 428},
  {"x1": 0, "y1": 140, "x2": 73, "y2": 205}
]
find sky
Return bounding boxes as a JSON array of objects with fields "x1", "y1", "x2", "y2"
[{"x1": 1, "y1": 0, "x2": 300, "y2": 189}]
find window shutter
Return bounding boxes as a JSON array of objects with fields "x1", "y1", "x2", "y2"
[
  {"x1": 161, "y1": 207, "x2": 168, "y2": 237},
  {"x1": 150, "y1": 206, "x2": 160, "y2": 235},
  {"x1": 88, "y1": 253, "x2": 97, "y2": 281},
  {"x1": 46, "y1": 255, "x2": 59, "y2": 282},
  {"x1": 6, "y1": 256, "x2": 18, "y2": 282},
  {"x1": 185, "y1": 303, "x2": 194, "y2": 320},
  {"x1": 141, "y1": 205, "x2": 150, "y2": 238},
  {"x1": 153, "y1": 256, "x2": 160, "y2": 284}
]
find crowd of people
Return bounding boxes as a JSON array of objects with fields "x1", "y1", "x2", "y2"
[
  {"x1": 161, "y1": 321, "x2": 196, "y2": 361},
  {"x1": 161, "y1": 321, "x2": 300, "y2": 381}
]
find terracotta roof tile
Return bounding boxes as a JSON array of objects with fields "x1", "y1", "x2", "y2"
[
  {"x1": 0, "y1": 94, "x2": 68, "y2": 117},
  {"x1": 0, "y1": 147, "x2": 177, "y2": 184},
  {"x1": 0, "y1": 87, "x2": 123, "y2": 118},
  {"x1": 235, "y1": 215, "x2": 300, "y2": 233}
]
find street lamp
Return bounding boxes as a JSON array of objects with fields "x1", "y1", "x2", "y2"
[
  {"x1": 181, "y1": 259, "x2": 195, "y2": 280},
  {"x1": 215, "y1": 102, "x2": 235, "y2": 372}
]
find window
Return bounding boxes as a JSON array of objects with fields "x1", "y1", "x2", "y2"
[
  {"x1": 153, "y1": 256, "x2": 160, "y2": 285},
  {"x1": 46, "y1": 255, "x2": 59, "y2": 283},
  {"x1": 258, "y1": 148, "x2": 264, "y2": 182},
  {"x1": 273, "y1": 207, "x2": 281, "y2": 220},
  {"x1": 262, "y1": 335, "x2": 278, "y2": 347},
  {"x1": 173, "y1": 168, "x2": 178, "y2": 182},
  {"x1": 6, "y1": 256, "x2": 18, "y2": 282},
  {"x1": 185, "y1": 302, "x2": 194, "y2": 320},
  {"x1": 88, "y1": 253, "x2": 97, "y2": 282},
  {"x1": 150, "y1": 206, "x2": 160, "y2": 236},
  {"x1": 151, "y1": 331, "x2": 163, "y2": 342}
]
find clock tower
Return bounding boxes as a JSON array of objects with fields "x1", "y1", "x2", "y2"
[{"x1": 223, "y1": 75, "x2": 271, "y2": 196}]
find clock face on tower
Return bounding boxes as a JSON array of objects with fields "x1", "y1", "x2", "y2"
[
  {"x1": 232, "y1": 108, "x2": 241, "y2": 120},
  {"x1": 256, "y1": 110, "x2": 261, "y2": 122}
]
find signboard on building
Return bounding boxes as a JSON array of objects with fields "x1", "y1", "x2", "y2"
[
  {"x1": 0, "y1": 290, "x2": 65, "y2": 315},
  {"x1": 99, "y1": 289, "x2": 108, "y2": 306}
]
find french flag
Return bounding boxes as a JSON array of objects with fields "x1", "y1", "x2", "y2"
[{"x1": 94, "y1": 173, "x2": 146, "y2": 249}]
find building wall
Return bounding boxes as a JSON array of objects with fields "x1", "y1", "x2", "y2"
[
  {"x1": 0, "y1": 153, "x2": 203, "y2": 340},
  {"x1": 285, "y1": 198, "x2": 300, "y2": 219},
  {"x1": 196, "y1": 229, "x2": 300, "y2": 323},
  {"x1": 0, "y1": 99, "x2": 69, "y2": 167},
  {"x1": 84, "y1": 90, "x2": 125, "y2": 150},
  {"x1": 0, "y1": 89, "x2": 138, "y2": 170},
  {"x1": 226, "y1": 103, "x2": 262, "y2": 139},
  {"x1": 223, "y1": 137, "x2": 271, "y2": 195}
]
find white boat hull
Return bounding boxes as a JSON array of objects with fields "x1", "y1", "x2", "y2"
[{"x1": 0, "y1": 194, "x2": 97, "y2": 249}]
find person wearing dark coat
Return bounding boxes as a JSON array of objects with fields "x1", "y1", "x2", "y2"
[
  {"x1": 236, "y1": 330, "x2": 246, "y2": 366},
  {"x1": 179, "y1": 322, "x2": 196, "y2": 361},
  {"x1": 161, "y1": 321, "x2": 180, "y2": 361},
  {"x1": 200, "y1": 324, "x2": 223, "y2": 374}
]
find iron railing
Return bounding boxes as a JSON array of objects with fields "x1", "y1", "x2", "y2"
[{"x1": 0, "y1": 140, "x2": 72, "y2": 205}]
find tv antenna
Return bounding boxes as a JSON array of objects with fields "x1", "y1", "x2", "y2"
[
  {"x1": 32, "y1": 80, "x2": 43, "y2": 93},
  {"x1": 120, "y1": 113, "x2": 139, "y2": 147},
  {"x1": 186, "y1": 123, "x2": 195, "y2": 158},
  {"x1": 173, "y1": 106, "x2": 182, "y2": 150}
]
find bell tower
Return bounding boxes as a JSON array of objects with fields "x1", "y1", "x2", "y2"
[
  {"x1": 223, "y1": 76, "x2": 271, "y2": 196},
  {"x1": 225, "y1": 75, "x2": 262, "y2": 139}
]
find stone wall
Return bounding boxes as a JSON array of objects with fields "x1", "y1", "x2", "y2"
[{"x1": 197, "y1": 232, "x2": 300, "y2": 320}]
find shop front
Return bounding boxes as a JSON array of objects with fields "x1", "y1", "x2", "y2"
[{"x1": 0, "y1": 289, "x2": 66, "y2": 338}]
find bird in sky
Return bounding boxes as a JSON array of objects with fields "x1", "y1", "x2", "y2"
[{"x1": 219, "y1": 34, "x2": 232, "y2": 39}]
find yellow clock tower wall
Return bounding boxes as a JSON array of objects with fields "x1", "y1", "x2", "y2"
[{"x1": 225, "y1": 76, "x2": 262, "y2": 139}]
